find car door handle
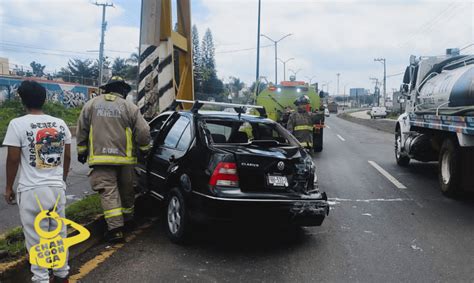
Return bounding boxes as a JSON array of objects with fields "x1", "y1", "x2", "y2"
[{"x1": 169, "y1": 155, "x2": 176, "y2": 162}]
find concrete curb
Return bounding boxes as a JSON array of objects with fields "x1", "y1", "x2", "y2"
[{"x1": 0, "y1": 216, "x2": 106, "y2": 281}]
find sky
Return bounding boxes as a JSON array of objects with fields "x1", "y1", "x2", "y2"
[{"x1": 0, "y1": 0, "x2": 473, "y2": 95}]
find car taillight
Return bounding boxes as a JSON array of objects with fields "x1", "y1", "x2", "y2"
[{"x1": 209, "y1": 162, "x2": 239, "y2": 187}]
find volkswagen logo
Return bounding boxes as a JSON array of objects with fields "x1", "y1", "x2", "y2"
[{"x1": 277, "y1": 161, "x2": 285, "y2": 171}]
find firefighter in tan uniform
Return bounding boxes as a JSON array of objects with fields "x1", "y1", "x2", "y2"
[
  {"x1": 286, "y1": 95, "x2": 316, "y2": 149},
  {"x1": 76, "y1": 76, "x2": 151, "y2": 242}
]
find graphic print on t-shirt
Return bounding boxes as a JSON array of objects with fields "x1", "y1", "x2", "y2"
[{"x1": 26, "y1": 122, "x2": 66, "y2": 169}]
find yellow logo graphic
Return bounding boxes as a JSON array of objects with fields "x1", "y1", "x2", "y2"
[{"x1": 29, "y1": 195, "x2": 90, "y2": 269}]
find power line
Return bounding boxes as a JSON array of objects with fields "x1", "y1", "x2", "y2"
[
  {"x1": 0, "y1": 42, "x2": 94, "y2": 56},
  {"x1": 216, "y1": 44, "x2": 272, "y2": 54},
  {"x1": 398, "y1": 1, "x2": 466, "y2": 48},
  {"x1": 386, "y1": 72, "x2": 404, "y2": 78},
  {"x1": 0, "y1": 47, "x2": 94, "y2": 58}
]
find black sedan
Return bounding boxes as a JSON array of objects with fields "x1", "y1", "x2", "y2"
[{"x1": 135, "y1": 101, "x2": 329, "y2": 243}]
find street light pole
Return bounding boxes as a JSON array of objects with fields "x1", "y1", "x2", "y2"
[
  {"x1": 289, "y1": 68, "x2": 302, "y2": 79},
  {"x1": 256, "y1": 0, "x2": 261, "y2": 85},
  {"x1": 374, "y1": 58, "x2": 386, "y2": 106},
  {"x1": 261, "y1": 33, "x2": 292, "y2": 84},
  {"x1": 322, "y1": 81, "x2": 331, "y2": 94},
  {"x1": 344, "y1": 82, "x2": 350, "y2": 109},
  {"x1": 278, "y1": 57, "x2": 294, "y2": 81},
  {"x1": 336, "y1": 73, "x2": 340, "y2": 96},
  {"x1": 305, "y1": 75, "x2": 316, "y2": 85},
  {"x1": 369, "y1": 77, "x2": 380, "y2": 106}
]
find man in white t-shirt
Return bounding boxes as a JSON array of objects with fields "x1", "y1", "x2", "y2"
[{"x1": 3, "y1": 80, "x2": 71, "y2": 283}]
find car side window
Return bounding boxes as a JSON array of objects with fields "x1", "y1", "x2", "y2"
[
  {"x1": 150, "y1": 114, "x2": 170, "y2": 140},
  {"x1": 163, "y1": 116, "x2": 190, "y2": 148},
  {"x1": 176, "y1": 124, "x2": 192, "y2": 151}
]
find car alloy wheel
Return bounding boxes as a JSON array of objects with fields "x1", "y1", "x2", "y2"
[{"x1": 167, "y1": 196, "x2": 182, "y2": 235}]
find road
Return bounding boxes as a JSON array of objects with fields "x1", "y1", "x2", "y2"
[
  {"x1": 25, "y1": 116, "x2": 474, "y2": 281},
  {"x1": 0, "y1": 138, "x2": 92, "y2": 234}
]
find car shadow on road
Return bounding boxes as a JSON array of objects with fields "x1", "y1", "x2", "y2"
[{"x1": 156, "y1": 219, "x2": 316, "y2": 256}]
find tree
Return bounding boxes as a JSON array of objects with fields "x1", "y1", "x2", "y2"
[
  {"x1": 201, "y1": 28, "x2": 215, "y2": 73},
  {"x1": 192, "y1": 25, "x2": 202, "y2": 93},
  {"x1": 124, "y1": 52, "x2": 139, "y2": 82},
  {"x1": 111, "y1": 57, "x2": 128, "y2": 78},
  {"x1": 30, "y1": 61, "x2": 45, "y2": 77},
  {"x1": 59, "y1": 59, "x2": 97, "y2": 85},
  {"x1": 228, "y1": 76, "x2": 244, "y2": 95},
  {"x1": 199, "y1": 28, "x2": 223, "y2": 97}
]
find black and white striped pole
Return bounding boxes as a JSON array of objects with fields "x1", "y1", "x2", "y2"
[{"x1": 138, "y1": 0, "x2": 175, "y2": 119}]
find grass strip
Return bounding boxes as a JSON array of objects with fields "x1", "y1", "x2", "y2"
[{"x1": 0, "y1": 194, "x2": 101, "y2": 261}]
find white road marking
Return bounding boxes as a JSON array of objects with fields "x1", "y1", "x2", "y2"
[
  {"x1": 336, "y1": 134, "x2": 346, "y2": 141},
  {"x1": 328, "y1": 197, "x2": 410, "y2": 203},
  {"x1": 362, "y1": 213, "x2": 373, "y2": 217},
  {"x1": 368, "y1": 160, "x2": 407, "y2": 189},
  {"x1": 326, "y1": 125, "x2": 331, "y2": 129}
]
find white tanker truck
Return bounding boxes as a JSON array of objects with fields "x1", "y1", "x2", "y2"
[{"x1": 395, "y1": 49, "x2": 474, "y2": 197}]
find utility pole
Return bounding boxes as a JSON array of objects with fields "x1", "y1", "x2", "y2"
[
  {"x1": 278, "y1": 57, "x2": 294, "y2": 81},
  {"x1": 374, "y1": 58, "x2": 386, "y2": 106},
  {"x1": 255, "y1": 0, "x2": 261, "y2": 93},
  {"x1": 336, "y1": 73, "x2": 340, "y2": 96},
  {"x1": 94, "y1": 1, "x2": 114, "y2": 86},
  {"x1": 261, "y1": 33, "x2": 292, "y2": 84}
]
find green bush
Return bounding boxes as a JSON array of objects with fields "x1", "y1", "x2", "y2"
[{"x1": 0, "y1": 100, "x2": 81, "y2": 144}]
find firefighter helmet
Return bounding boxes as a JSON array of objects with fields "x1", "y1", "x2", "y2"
[
  {"x1": 100, "y1": 76, "x2": 132, "y2": 96},
  {"x1": 294, "y1": 95, "x2": 310, "y2": 106}
]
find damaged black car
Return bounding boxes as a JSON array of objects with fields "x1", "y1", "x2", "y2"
[{"x1": 135, "y1": 100, "x2": 329, "y2": 243}]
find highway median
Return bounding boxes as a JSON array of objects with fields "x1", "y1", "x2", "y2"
[{"x1": 338, "y1": 111, "x2": 396, "y2": 134}]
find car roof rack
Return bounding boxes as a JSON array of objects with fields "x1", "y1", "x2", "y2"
[{"x1": 173, "y1": 99, "x2": 267, "y2": 118}]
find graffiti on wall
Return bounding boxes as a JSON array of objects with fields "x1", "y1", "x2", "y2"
[{"x1": 0, "y1": 77, "x2": 98, "y2": 108}]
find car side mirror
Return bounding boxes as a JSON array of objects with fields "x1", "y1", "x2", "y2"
[{"x1": 400, "y1": 83, "x2": 409, "y2": 94}]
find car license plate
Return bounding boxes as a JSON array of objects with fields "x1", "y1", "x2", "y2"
[{"x1": 267, "y1": 175, "x2": 288, "y2": 187}]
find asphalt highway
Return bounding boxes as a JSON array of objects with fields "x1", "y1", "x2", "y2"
[{"x1": 69, "y1": 115, "x2": 474, "y2": 282}]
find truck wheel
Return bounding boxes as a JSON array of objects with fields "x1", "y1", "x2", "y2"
[
  {"x1": 313, "y1": 129, "x2": 323, "y2": 152},
  {"x1": 165, "y1": 188, "x2": 191, "y2": 244},
  {"x1": 438, "y1": 138, "x2": 461, "y2": 197},
  {"x1": 395, "y1": 128, "x2": 410, "y2": 166}
]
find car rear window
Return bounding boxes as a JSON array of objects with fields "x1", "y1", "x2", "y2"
[{"x1": 203, "y1": 119, "x2": 299, "y2": 146}]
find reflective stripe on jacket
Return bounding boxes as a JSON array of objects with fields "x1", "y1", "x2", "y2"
[
  {"x1": 287, "y1": 111, "x2": 314, "y2": 147},
  {"x1": 76, "y1": 92, "x2": 151, "y2": 166}
]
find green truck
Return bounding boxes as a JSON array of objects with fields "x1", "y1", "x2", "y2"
[{"x1": 256, "y1": 79, "x2": 325, "y2": 152}]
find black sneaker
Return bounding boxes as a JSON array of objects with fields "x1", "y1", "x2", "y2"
[{"x1": 105, "y1": 228, "x2": 124, "y2": 243}]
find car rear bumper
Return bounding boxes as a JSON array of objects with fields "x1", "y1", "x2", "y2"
[{"x1": 189, "y1": 191, "x2": 329, "y2": 226}]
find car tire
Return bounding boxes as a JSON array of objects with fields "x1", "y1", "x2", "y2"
[
  {"x1": 165, "y1": 187, "x2": 191, "y2": 244},
  {"x1": 438, "y1": 138, "x2": 461, "y2": 198},
  {"x1": 313, "y1": 129, "x2": 323, "y2": 152},
  {"x1": 395, "y1": 128, "x2": 410, "y2": 166}
]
